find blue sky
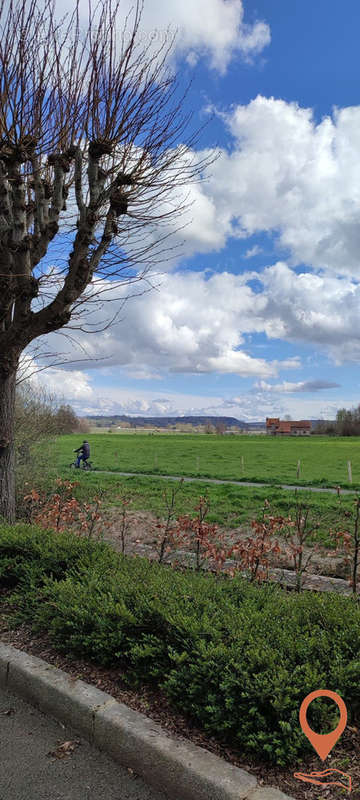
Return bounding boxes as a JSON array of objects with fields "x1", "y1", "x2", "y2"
[{"x1": 33, "y1": 0, "x2": 360, "y2": 421}]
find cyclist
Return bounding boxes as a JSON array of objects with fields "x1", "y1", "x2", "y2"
[{"x1": 73, "y1": 440, "x2": 90, "y2": 468}]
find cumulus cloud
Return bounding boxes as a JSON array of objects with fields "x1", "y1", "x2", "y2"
[
  {"x1": 156, "y1": 0, "x2": 270, "y2": 70},
  {"x1": 56, "y1": 0, "x2": 270, "y2": 74},
  {"x1": 30, "y1": 254, "x2": 360, "y2": 394},
  {"x1": 256, "y1": 262, "x2": 360, "y2": 361},
  {"x1": 140, "y1": 96, "x2": 360, "y2": 273},
  {"x1": 119, "y1": 265, "x2": 360, "y2": 369},
  {"x1": 155, "y1": 160, "x2": 237, "y2": 258},
  {"x1": 28, "y1": 255, "x2": 360, "y2": 404},
  {"x1": 30, "y1": 367, "x2": 93, "y2": 401},
  {"x1": 204, "y1": 96, "x2": 360, "y2": 275},
  {"x1": 38, "y1": 270, "x2": 303, "y2": 379},
  {"x1": 36, "y1": 88, "x2": 360, "y2": 350}
]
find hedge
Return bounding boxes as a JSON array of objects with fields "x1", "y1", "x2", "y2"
[{"x1": 1, "y1": 523, "x2": 359, "y2": 765}]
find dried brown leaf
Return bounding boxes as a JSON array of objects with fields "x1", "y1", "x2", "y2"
[{"x1": 48, "y1": 739, "x2": 81, "y2": 759}]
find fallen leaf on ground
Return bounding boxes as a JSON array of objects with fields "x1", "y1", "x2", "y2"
[{"x1": 48, "y1": 739, "x2": 81, "y2": 759}]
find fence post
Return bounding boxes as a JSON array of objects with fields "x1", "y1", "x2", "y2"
[
  {"x1": 241, "y1": 455, "x2": 244, "y2": 475},
  {"x1": 154, "y1": 453, "x2": 158, "y2": 469},
  {"x1": 296, "y1": 460, "x2": 301, "y2": 479},
  {"x1": 348, "y1": 460, "x2": 352, "y2": 484},
  {"x1": 196, "y1": 456, "x2": 200, "y2": 474}
]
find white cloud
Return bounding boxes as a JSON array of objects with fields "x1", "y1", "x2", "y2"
[
  {"x1": 255, "y1": 379, "x2": 341, "y2": 393},
  {"x1": 128, "y1": 145, "x2": 241, "y2": 264},
  {"x1": 136, "y1": 96, "x2": 360, "y2": 273},
  {"x1": 28, "y1": 258, "x2": 360, "y2": 401},
  {"x1": 30, "y1": 367, "x2": 93, "y2": 401},
  {"x1": 30, "y1": 370, "x2": 344, "y2": 421},
  {"x1": 257, "y1": 262, "x2": 360, "y2": 361},
  {"x1": 28, "y1": 371, "x2": 277, "y2": 420},
  {"x1": 205, "y1": 96, "x2": 360, "y2": 275},
  {"x1": 37, "y1": 270, "x2": 300, "y2": 379},
  {"x1": 57, "y1": 0, "x2": 270, "y2": 74},
  {"x1": 154, "y1": 0, "x2": 271, "y2": 71},
  {"x1": 245, "y1": 245, "x2": 263, "y2": 258}
]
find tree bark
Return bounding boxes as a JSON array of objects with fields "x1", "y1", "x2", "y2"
[{"x1": 0, "y1": 370, "x2": 17, "y2": 522}]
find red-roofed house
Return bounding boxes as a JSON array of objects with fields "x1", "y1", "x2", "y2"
[{"x1": 266, "y1": 418, "x2": 311, "y2": 436}]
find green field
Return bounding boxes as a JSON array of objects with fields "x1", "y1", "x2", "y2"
[
  {"x1": 39, "y1": 433, "x2": 359, "y2": 548},
  {"x1": 56, "y1": 433, "x2": 360, "y2": 488}
]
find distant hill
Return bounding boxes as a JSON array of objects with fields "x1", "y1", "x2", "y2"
[
  {"x1": 86, "y1": 415, "x2": 329, "y2": 430},
  {"x1": 87, "y1": 414, "x2": 250, "y2": 428}
]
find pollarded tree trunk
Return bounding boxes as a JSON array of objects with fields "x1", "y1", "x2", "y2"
[
  {"x1": 0, "y1": 370, "x2": 17, "y2": 523},
  {"x1": 0, "y1": 0, "x2": 213, "y2": 523}
]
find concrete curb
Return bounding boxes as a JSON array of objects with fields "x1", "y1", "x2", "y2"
[{"x1": 0, "y1": 643, "x2": 295, "y2": 800}]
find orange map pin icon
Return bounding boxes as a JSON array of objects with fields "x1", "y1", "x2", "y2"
[{"x1": 299, "y1": 690, "x2": 348, "y2": 761}]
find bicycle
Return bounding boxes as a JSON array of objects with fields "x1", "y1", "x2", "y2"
[{"x1": 69, "y1": 458, "x2": 94, "y2": 471}]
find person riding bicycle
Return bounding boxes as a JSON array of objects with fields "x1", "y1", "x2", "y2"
[{"x1": 74, "y1": 440, "x2": 90, "y2": 468}]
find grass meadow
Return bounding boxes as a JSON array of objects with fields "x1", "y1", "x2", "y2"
[
  {"x1": 37, "y1": 433, "x2": 360, "y2": 549},
  {"x1": 56, "y1": 432, "x2": 360, "y2": 487}
]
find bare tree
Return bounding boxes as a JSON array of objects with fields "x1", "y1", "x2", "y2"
[
  {"x1": 15, "y1": 382, "x2": 59, "y2": 451},
  {"x1": 0, "y1": 0, "x2": 213, "y2": 520},
  {"x1": 54, "y1": 404, "x2": 82, "y2": 434},
  {"x1": 15, "y1": 381, "x2": 59, "y2": 514}
]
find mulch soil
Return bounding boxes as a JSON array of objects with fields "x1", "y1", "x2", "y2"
[{"x1": 103, "y1": 508, "x2": 350, "y2": 579}]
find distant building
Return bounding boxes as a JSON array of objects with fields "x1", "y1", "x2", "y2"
[{"x1": 266, "y1": 418, "x2": 311, "y2": 436}]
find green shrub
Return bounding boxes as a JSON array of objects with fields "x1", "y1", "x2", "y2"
[
  {"x1": 0, "y1": 523, "x2": 108, "y2": 593},
  {"x1": 1, "y1": 523, "x2": 359, "y2": 766}
]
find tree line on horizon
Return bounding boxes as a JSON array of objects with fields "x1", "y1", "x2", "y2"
[{"x1": 314, "y1": 406, "x2": 360, "y2": 436}]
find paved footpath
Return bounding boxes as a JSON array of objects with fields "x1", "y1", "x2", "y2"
[
  {"x1": 0, "y1": 686, "x2": 168, "y2": 800},
  {"x1": 95, "y1": 470, "x2": 357, "y2": 495}
]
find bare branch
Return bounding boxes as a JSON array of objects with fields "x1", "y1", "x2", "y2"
[{"x1": 0, "y1": 0, "x2": 216, "y2": 518}]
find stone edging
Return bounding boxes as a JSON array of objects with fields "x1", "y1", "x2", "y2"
[
  {"x1": 0, "y1": 643, "x2": 294, "y2": 800},
  {"x1": 163, "y1": 550, "x2": 354, "y2": 595}
]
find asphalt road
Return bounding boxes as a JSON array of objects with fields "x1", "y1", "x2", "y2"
[{"x1": 0, "y1": 686, "x2": 168, "y2": 800}]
